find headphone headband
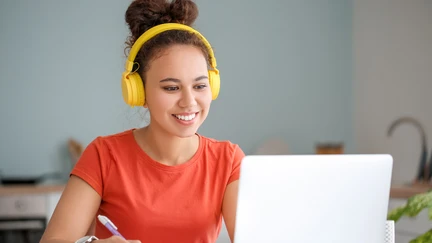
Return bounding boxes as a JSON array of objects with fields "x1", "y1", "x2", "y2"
[
  {"x1": 125, "y1": 23, "x2": 217, "y2": 72},
  {"x1": 121, "y1": 23, "x2": 221, "y2": 107}
]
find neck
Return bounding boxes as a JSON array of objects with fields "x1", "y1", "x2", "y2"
[{"x1": 136, "y1": 124, "x2": 198, "y2": 166}]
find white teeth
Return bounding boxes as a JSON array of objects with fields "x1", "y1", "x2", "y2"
[{"x1": 175, "y1": 113, "x2": 196, "y2": 121}]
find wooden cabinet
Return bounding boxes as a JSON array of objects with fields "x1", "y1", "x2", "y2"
[
  {"x1": 0, "y1": 186, "x2": 64, "y2": 243},
  {"x1": 0, "y1": 185, "x2": 65, "y2": 227}
]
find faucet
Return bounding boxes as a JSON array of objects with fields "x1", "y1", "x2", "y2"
[{"x1": 387, "y1": 116, "x2": 429, "y2": 183}]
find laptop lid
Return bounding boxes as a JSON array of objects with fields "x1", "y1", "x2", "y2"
[{"x1": 233, "y1": 154, "x2": 393, "y2": 243}]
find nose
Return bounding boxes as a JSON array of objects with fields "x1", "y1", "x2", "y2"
[{"x1": 178, "y1": 87, "x2": 197, "y2": 108}]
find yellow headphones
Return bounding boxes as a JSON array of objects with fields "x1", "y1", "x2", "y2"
[{"x1": 121, "y1": 23, "x2": 220, "y2": 107}]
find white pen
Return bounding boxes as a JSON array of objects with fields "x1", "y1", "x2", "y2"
[{"x1": 97, "y1": 215, "x2": 125, "y2": 239}]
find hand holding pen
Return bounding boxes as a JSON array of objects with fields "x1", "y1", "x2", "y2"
[{"x1": 95, "y1": 215, "x2": 141, "y2": 243}]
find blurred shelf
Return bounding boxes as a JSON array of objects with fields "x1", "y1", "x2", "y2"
[
  {"x1": 390, "y1": 181, "x2": 432, "y2": 199},
  {"x1": 0, "y1": 184, "x2": 65, "y2": 196}
]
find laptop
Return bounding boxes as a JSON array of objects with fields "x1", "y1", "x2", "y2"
[{"x1": 233, "y1": 154, "x2": 393, "y2": 243}]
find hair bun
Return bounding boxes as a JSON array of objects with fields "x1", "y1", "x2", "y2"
[
  {"x1": 125, "y1": 0, "x2": 198, "y2": 45},
  {"x1": 167, "y1": 0, "x2": 198, "y2": 25}
]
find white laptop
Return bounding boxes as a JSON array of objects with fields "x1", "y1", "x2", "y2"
[{"x1": 233, "y1": 154, "x2": 393, "y2": 243}]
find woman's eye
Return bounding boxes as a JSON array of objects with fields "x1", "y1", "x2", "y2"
[
  {"x1": 195, "y1": 84, "x2": 207, "y2": 90},
  {"x1": 163, "y1": 86, "x2": 179, "y2": 91}
]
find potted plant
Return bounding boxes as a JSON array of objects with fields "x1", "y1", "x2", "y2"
[{"x1": 387, "y1": 190, "x2": 432, "y2": 243}]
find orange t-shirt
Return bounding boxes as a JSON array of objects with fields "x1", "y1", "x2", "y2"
[{"x1": 70, "y1": 129, "x2": 245, "y2": 243}]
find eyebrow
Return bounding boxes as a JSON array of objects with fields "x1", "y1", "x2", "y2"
[{"x1": 159, "y1": 75, "x2": 208, "y2": 83}]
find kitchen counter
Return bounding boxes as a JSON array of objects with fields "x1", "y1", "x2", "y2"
[
  {"x1": 0, "y1": 184, "x2": 65, "y2": 196},
  {"x1": 0, "y1": 183, "x2": 428, "y2": 198}
]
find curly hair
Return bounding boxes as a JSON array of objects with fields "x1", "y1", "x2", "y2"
[{"x1": 124, "y1": 0, "x2": 210, "y2": 83}]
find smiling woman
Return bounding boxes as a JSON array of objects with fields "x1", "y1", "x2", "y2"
[
  {"x1": 143, "y1": 44, "x2": 212, "y2": 138},
  {"x1": 39, "y1": 0, "x2": 244, "y2": 243}
]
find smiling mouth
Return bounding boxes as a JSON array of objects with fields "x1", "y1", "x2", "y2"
[{"x1": 172, "y1": 112, "x2": 198, "y2": 121}]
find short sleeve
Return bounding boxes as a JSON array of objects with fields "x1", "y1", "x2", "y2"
[
  {"x1": 70, "y1": 137, "x2": 109, "y2": 197},
  {"x1": 227, "y1": 145, "x2": 246, "y2": 184}
]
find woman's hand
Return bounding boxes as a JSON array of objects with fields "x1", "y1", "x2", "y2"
[{"x1": 96, "y1": 236, "x2": 141, "y2": 243}]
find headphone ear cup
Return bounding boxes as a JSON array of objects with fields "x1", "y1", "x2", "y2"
[
  {"x1": 208, "y1": 70, "x2": 220, "y2": 100},
  {"x1": 121, "y1": 72, "x2": 145, "y2": 106}
]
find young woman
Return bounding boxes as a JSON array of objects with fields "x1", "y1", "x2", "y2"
[{"x1": 40, "y1": 0, "x2": 245, "y2": 242}]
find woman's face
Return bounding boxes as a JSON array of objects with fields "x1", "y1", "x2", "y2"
[{"x1": 143, "y1": 44, "x2": 212, "y2": 138}]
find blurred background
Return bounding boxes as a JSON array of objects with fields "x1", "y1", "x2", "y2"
[{"x1": 0, "y1": 0, "x2": 431, "y2": 243}]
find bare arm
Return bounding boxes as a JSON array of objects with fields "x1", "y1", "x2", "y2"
[
  {"x1": 40, "y1": 175, "x2": 102, "y2": 243},
  {"x1": 222, "y1": 180, "x2": 239, "y2": 243}
]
